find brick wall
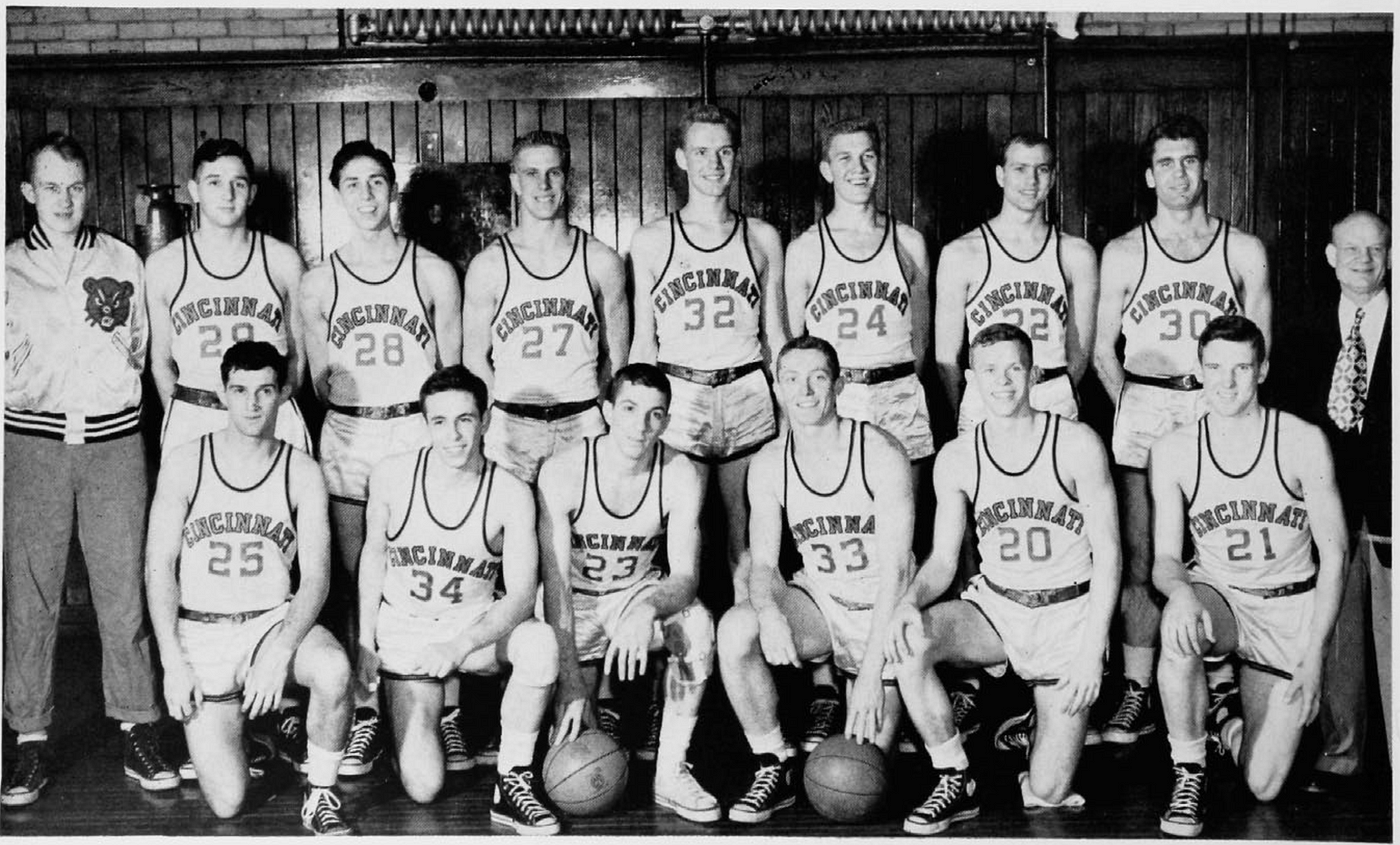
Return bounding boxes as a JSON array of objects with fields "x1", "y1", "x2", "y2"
[{"x1": 5, "y1": 8, "x2": 1393, "y2": 57}]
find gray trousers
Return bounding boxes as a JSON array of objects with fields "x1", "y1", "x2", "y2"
[{"x1": 3, "y1": 431, "x2": 160, "y2": 732}]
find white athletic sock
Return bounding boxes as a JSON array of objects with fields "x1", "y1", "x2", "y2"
[
  {"x1": 926, "y1": 735, "x2": 969, "y2": 771},
  {"x1": 17, "y1": 731, "x2": 48, "y2": 744},
  {"x1": 497, "y1": 728, "x2": 538, "y2": 774},
  {"x1": 120, "y1": 722, "x2": 134, "y2": 732},
  {"x1": 1219, "y1": 718, "x2": 1244, "y2": 762},
  {"x1": 305, "y1": 742, "x2": 344, "y2": 788},
  {"x1": 1206, "y1": 661, "x2": 1236, "y2": 688},
  {"x1": 656, "y1": 714, "x2": 697, "y2": 771},
  {"x1": 1123, "y1": 645, "x2": 1156, "y2": 687},
  {"x1": 1168, "y1": 733, "x2": 1207, "y2": 766},
  {"x1": 745, "y1": 727, "x2": 790, "y2": 759}
]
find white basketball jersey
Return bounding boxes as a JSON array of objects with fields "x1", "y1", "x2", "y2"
[
  {"x1": 1187, "y1": 410, "x2": 1314, "y2": 588},
  {"x1": 652, "y1": 214, "x2": 763, "y2": 370},
  {"x1": 180, "y1": 436, "x2": 296, "y2": 613},
  {"x1": 383, "y1": 449, "x2": 503, "y2": 616},
  {"x1": 806, "y1": 215, "x2": 914, "y2": 370},
  {"x1": 490, "y1": 229, "x2": 601, "y2": 404},
  {"x1": 569, "y1": 438, "x2": 665, "y2": 594},
  {"x1": 1121, "y1": 218, "x2": 1241, "y2": 378},
  {"x1": 784, "y1": 421, "x2": 890, "y2": 611},
  {"x1": 169, "y1": 234, "x2": 288, "y2": 393},
  {"x1": 964, "y1": 225, "x2": 1070, "y2": 370},
  {"x1": 972, "y1": 414, "x2": 1092, "y2": 590},
  {"x1": 325, "y1": 240, "x2": 439, "y2": 406}
]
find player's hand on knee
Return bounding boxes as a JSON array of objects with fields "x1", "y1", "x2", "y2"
[
  {"x1": 164, "y1": 660, "x2": 203, "y2": 722},
  {"x1": 1162, "y1": 591, "x2": 1211, "y2": 656},
  {"x1": 883, "y1": 601, "x2": 926, "y2": 665},
  {"x1": 551, "y1": 696, "x2": 593, "y2": 746},
  {"x1": 354, "y1": 642, "x2": 381, "y2": 696},
  {"x1": 605, "y1": 606, "x2": 656, "y2": 681},
  {"x1": 242, "y1": 643, "x2": 293, "y2": 719},
  {"x1": 1283, "y1": 651, "x2": 1325, "y2": 727},
  {"x1": 756, "y1": 606, "x2": 800, "y2": 668},
  {"x1": 844, "y1": 672, "x2": 883, "y2": 744},
  {"x1": 1055, "y1": 649, "x2": 1104, "y2": 715},
  {"x1": 416, "y1": 641, "x2": 466, "y2": 680}
]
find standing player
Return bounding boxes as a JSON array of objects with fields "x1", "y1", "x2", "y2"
[
  {"x1": 1150, "y1": 316, "x2": 1345, "y2": 836},
  {"x1": 300, "y1": 139, "x2": 462, "y2": 776},
  {"x1": 884, "y1": 324, "x2": 1120, "y2": 835},
  {"x1": 629, "y1": 104, "x2": 787, "y2": 597},
  {"x1": 716, "y1": 336, "x2": 914, "y2": 825},
  {"x1": 463, "y1": 130, "x2": 630, "y2": 485},
  {"x1": 357, "y1": 366, "x2": 560, "y2": 835},
  {"x1": 146, "y1": 138, "x2": 311, "y2": 453},
  {"x1": 145, "y1": 341, "x2": 353, "y2": 834},
  {"x1": 538, "y1": 364, "x2": 719, "y2": 823},
  {"x1": 1093, "y1": 115, "x2": 1270, "y2": 743}
]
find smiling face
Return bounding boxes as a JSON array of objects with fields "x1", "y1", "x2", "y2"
[
  {"x1": 676, "y1": 121, "x2": 737, "y2": 200},
  {"x1": 969, "y1": 339, "x2": 1034, "y2": 419},
  {"x1": 820, "y1": 130, "x2": 879, "y2": 206},
  {"x1": 1199, "y1": 338, "x2": 1266, "y2": 418},
  {"x1": 220, "y1": 366, "x2": 284, "y2": 439},
  {"x1": 776, "y1": 348, "x2": 840, "y2": 427},
  {"x1": 997, "y1": 141, "x2": 1055, "y2": 214},
  {"x1": 510, "y1": 143, "x2": 568, "y2": 222},
  {"x1": 335, "y1": 155, "x2": 395, "y2": 232},
  {"x1": 422, "y1": 389, "x2": 485, "y2": 470},
  {"x1": 21, "y1": 149, "x2": 88, "y2": 238},
  {"x1": 191, "y1": 155, "x2": 255, "y2": 231},
  {"x1": 1145, "y1": 137, "x2": 1207, "y2": 212},
  {"x1": 1327, "y1": 213, "x2": 1390, "y2": 304},
  {"x1": 602, "y1": 382, "x2": 669, "y2": 462}
]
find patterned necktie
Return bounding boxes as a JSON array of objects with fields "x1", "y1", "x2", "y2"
[{"x1": 1328, "y1": 307, "x2": 1368, "y2": 432}]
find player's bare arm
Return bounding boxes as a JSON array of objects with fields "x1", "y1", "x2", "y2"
[
  {"x1": 460, "y1": 245, "x2": 505, "y2": 394},
  {"x1": 1230, "y1": 231, "x2": 1273, "y2": 360},
  {"x1": 895, "y1": 222, "x2": 932, "y2": 376},
  {"x1": 749, "y1": 217, "x2": 788, "y2": 371},
  {"x1": 537, "y1": 446, "x2": 593, "y2": 741},
  {"x1": 626, "y1": 221, "x2": 667, "y2": 365},
  {"x1": 418, "y1": 249, "x2": 463, "y2": 368},
  {"x1": 1061, "y1": 235, "x2": 1101, "y2": 385},
  {"x1": 1148, "y1": 431, "x2": 1207, "y2": 656},
  {"x1": 143, "y1": 441, "x2": 203, "y2": 720},
  {"x1": 458, "y1": 471, "x2": 539, "y2": 661},
  {"x1": 356, "y1": 455, "x2": 412, "y2": 693},
  {"x1": 143, "y1": 241, "x2": 183, "y2": 410},
  {"x1": 588, "y1": 237, "x2": 630, "y2": 383},
  {"x1": 1093, "y1": 232, "x2": 1142, "y2": 404},
  {"x1": 265, "y1": 238, "x2": 309, "y2": 393},
  {"x1": 745, "y1": 441, "x2": 800, "y2": 667},
  {"x1": 783, "y1": 225, "x2": 821, "y2": 340},
  {"x1": 932, "y1": 232, "x2": 982, "y2": 414},
  {"x1": 298, "y1": 263, "x2": 334, "y2": 401}
]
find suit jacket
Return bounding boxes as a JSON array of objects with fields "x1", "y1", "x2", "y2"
[{"x1": 1273, "y1": 285, "x2": 1391, "y2": 542}]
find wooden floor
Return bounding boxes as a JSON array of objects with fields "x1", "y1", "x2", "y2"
[{"x1": 2, "y1": 628, "x2": 1392, "y2": 839}]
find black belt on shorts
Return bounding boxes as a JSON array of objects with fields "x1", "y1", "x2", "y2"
[
  {"x1": 1227, "y1": 573, "x2": 1317, "y2": 599},
  {"x1": 179, "y1": 606, "x2": 278, "y2": 624},
  {"x1": 983, "y1": 577, "x2": 1090, "y2": 609},
  {"x1": 1125, "y1": 372, "x2": 1202, "y2": 391},
  {"x1": 493, "y1": 397, "x2": 598, "y2": 422},
  {"x1": 174, "y1": 384, "x2": 226, "y2": 410},
  {"x1": 329, "y1": 401, "x2": 421, "y2": 420},
  {"x1": 659, "y1": 360, "x2": 763, "y2": 387},
  {"x1": 1037, "y1": 366, "x2": 1069, "y2": 384},
  {"x1": 839, "y1": 361, "x2": 915, "y2": 386}
]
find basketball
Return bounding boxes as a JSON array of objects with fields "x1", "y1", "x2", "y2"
[
  {"x1": 803, "y1": 736, "x2": 888, "y2": 823},
  {"x1": 541, "y1": 729, "x2": 630, "y2": 817}
]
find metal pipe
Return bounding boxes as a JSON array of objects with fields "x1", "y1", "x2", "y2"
[{"x1": 1243, "y1": 12, "x2": 1254, "y2": 231}]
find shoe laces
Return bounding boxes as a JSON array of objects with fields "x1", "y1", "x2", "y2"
[
  {"x1": 1109, "y1": 684, "x2": 1148, "y2": 728},
  {"x1": 8, "y1": 744, "x2": 42, "y2": 787},
  {"x1": 501, "y1": 769, "x2": 551, "y2": 821},
  {"x1": 737, "y1": 758, "x2": 783, "y2": 807},
  {"x1": 307, "y1": 786, "x2": 345, "y2": 827},
  {"x1": 128, "y1": 725, "x2": 166, "y2": 771},
  {"x1": 345, "y1": 714, "x2": 379, "y2": 759},
  {"x1": 807, "y1": 696, "x2": 840, "y2": 737},
  {"x1": 439, "y1": 714, "x2": 468, "y2": 757},
  {"x1": 951, "y1": 690, "x2": 977, "y2": 727},
  {"x1": 917, "y1": 770, "x2": 967, "y2": 815},
  {"x1": 596, "y1": 706, "x2": 622, "y2": 743},
  {"x1": 644, "y1": 701, "x2": 664, "y2": 749},
  {"x1": 278, "y1": 713, "x2": 304, "y2": 741},
  {"x1": 1168, "y1": 766, "x2": 1206, "y2": 816},
  {"x1": 662, "y1": 761, "x2": 713, "y2": 802}
]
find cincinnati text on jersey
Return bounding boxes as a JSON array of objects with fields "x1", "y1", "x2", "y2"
[
  {"x1": 1126, "y1": 280, "x2": 1239, "y2": 325},
  {"x1": 807, "y1": 279, "x2": 910, "y2": 323},
  {"x1": 387, "y1": 544, "x2": 502, "y2": 582},
  {"x1": 172, "y1": 295, "x2": 283, "y2": 335},
  {"x1": 571, "y1": 532, "x2": 661, "y2": 552},
  {"x1": 654, "y1": 267, "x2": 761, "y2": 313},
  {"x1": 790, "y1": 513, "x2": 876, "y2": 544},
  {"x1": 493, "y1": 296, "x2": 599, "y2": 341},
  {"x1": 183, "y1": 512, "x2": 295, "y2": 553},
  {"x1": 967, "y1": 280, "x2": 1068, "y2": 328},
  {"x1": 1189, "y1": 499, "x2": 1308, "y2": 538},
  {"x1": 974, "y1": 497, "x2": 1085, "y2": 538},
  {"x1": 329, "y1": 304, "x2": 433, "y2": 349}
]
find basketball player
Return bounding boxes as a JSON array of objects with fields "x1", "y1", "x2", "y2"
[
  {"x1": 357, "y1": 366, "x2": 559, "y2": 835},
  {"x1": 716, "y1": 336, "x2": 914, "y2": 825},
  {"x1": 629, "y1": 104, "x2": 786, "y2": 598},
  {"x1": 884, "y1": 324, "x2": 1120, "y2": 835},
  {"x1": 1093, "y1": 115, "x2": 1270, "y2": 744},
  {"x1": 144, "y1": 341, "x2": 353, "y2": 834},
  {"x1": 1150, "y1": 316, "x2": 1345, "y2": 836},
  {"x1": 146, "y1": 138, "x2": 311, "y2": 454},
  {"x1": 539, "y1": 364, "x2": 719, "y2": 823},
  {"x1": 300, "y1": 139, "x2": 462, "y2": 776},
  {"x1": 462, "y1": 130, "x2": 629, "y2": 485}
]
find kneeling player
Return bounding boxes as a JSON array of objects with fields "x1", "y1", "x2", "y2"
[
  {"x1": 145, "y1": 342, "x2": 353, "y2": 834},
  {"x1": 358, "y1": 366, "x2": 560, "y2": 835},
  {"x1": 1151, "y1": 316, "x2": 1345, "y2": 837},
  {"x1": 717, "y1": 336, "x2": 915, "y2": 824},
  {"x1": 885, "y1": 324, "x2": 1119, "y2": 835},
  {"x1": 539, "y1": 364, "x2": 719, "y2": 823}
]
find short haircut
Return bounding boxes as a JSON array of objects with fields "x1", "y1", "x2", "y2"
[
  {"x1": 605, "y1": 363, "x2": 672, "y2": 407},
  {"x1": 221, "y1": 340, "x2": 288, "y2": 388},
  {"x1": 511, "y1": 130, "x2": 571, "y2": 174},
  {"x1": 24, "y1": 132, "x2": 89, "y2": 183},
  {"x1": 673, "y1": 103, "x2": 741, "y2": 153},
  {"x1": 819, "y1": 116, "x2": 881, "y2": 161},
  {"x1": 329, "y1": 140, "x2": 395, "y2": 189},
  {"x1": 419, "y1": 365, "x2": 489, "y2": 419},
  {"x1": 969, "y1": 323, "x2": 1034, "y2": 368},
  {"x1": 1000, "y1": 132, "x2": 1056, "y2": 168},
  {"x1": 777, "y1": 335, "x2": 840, "y2": 380},
  {"x1": 1197, "y1": 315, "x2": 1266, "y2": 366},
  {"x1": 192, "y1": 138, "x2": 255, "y2": 181},
  {"x1": 1332, "y1": 209, "x2": 1391, "y2": 247},
  {"x1": 1142, "y1": 113, "x2": 1208, "y2": 169}
]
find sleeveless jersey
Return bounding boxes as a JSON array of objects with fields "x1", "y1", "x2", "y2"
[
  {"x1": 179, "y1": 435, "x2": 297, "y2": 614},
  {"x1": 383, "y1": 449, "x2": 503, "y2": 616},
  {"x1": 1187, "y1": 410, "x2": 1313, "y2": 588},
  {"x1": 653, "y1": 214, "x2": 763, "y2": 370},
  {"x1": 325, "y1": 240, "x2": 438, "y2": 407},
  {"x1": 569, "y1": 438, "x2": 665, "y2": 594},
  {"x1": 169, "y1": 233, "x2": 289, "y2": 393},
  {"x1": 490, "y1": 228, "x2": 601, "y2": 404},
  {"x1": 972, "y1": 414, "x2": 1091, "y2": 590},
  {"x1": 964, "y1": 224, "x2": 1070, "y2": 370},
  {"x1": 1121, "y1": 218, "x2": 1241, "y2": 378},
  {"x1": 806, "y1": 215, "x2": 914, "y2": 370},
  {"x1": 784, "y1": 421, "x2": 883, "y2": 610}
]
